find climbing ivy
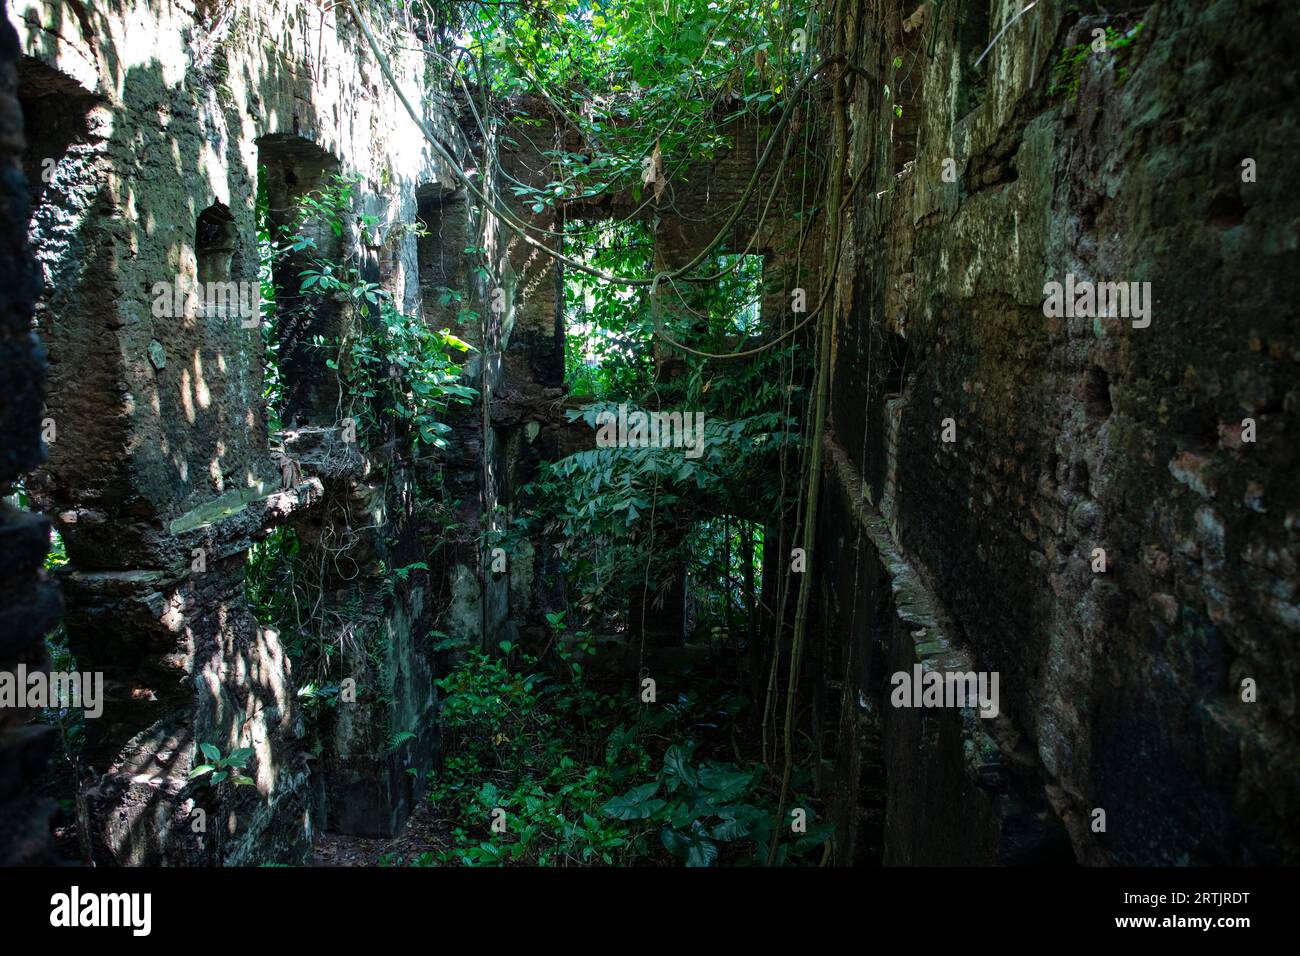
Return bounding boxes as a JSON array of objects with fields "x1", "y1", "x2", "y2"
[{"x1": 258, "y1": 172, "x2": 478, "y2": 459}]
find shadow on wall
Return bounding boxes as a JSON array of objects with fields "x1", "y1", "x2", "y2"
[{"x1": 12, "y1": 0, "x2": 410, "y2": 863}]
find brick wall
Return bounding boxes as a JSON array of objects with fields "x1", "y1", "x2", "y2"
[{"x1": 824, "y1": 0, "x2": 1300, "y2": 864}]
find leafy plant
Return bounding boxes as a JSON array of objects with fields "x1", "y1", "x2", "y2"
[
  {"x1": 387, "y1": 730, "x2": 418, "y2": 753},
  {"x1": 189, "y1": 743, "x2": 256, "y2": 787},
  {"x1": 257, "y1": 173, "x2": 478, "y2": 459},
  {"x1": 601, "y1": 741, "x2": 827, "y2": 866},
  {"x1": 512, "y1": 397, "x2": 795, "y2": 631},
  {"x1": 427, "y1": 645, "x2": 646, "y2": 866},
  {"x1": 447, "y1": 0, "x2": 815, "y2": 213},
  {"x1": 425, "y1": 635, "x2": 830, "y2": 867}
]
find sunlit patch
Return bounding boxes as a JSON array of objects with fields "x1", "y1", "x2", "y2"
[
  {"x1": 193, "y1": 352, "x2": 211, "y2": 409},
  {"x1": 180, "y1": 367, "x2": 195, "y2": 423}
]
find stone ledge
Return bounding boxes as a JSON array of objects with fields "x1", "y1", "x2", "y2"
[
  {"x1": 824, "y1": 430, "x2": 957, "y2": 644},
  {"x1": 823, "y1": 430, "x2": 1071, "y2": 864}
]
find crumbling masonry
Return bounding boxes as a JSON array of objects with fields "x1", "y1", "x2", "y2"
[{"x1": 1, "y1": 0, "x2": 1297, "y2": 866}]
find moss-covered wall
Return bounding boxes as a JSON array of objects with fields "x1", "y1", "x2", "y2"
[
  {"x1": 10, "y1": 0, "x2": 471, "y2": 863},
  {"x1": 825, "y1": 0, "x2": 1300, "y2": 864}
]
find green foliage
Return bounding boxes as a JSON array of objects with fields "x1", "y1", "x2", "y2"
[
  {"x1": 323, "y1": 291, "x2": 476, "y2": 457},
  {"x1": 561, "y1": 222, "x2": 768, "y2": 404},
  {"x1": 44, "y1": 527, "x2": 67, "y2": 571},
  {"x1": 427, "y1": 645, "x2": 647, "y2": 866},
  {"x1": 601, "y1": 742, "x2": 773, "y2": 866},
  {"x1": 425, "y1": 636, "x2": 829, "y2": 866},
  {"x1": 1049, "y1": 22, "x2": 1145, "y2": 99},
  {"x1": 451, "y1": 0, "x2": 815, "y2": 210},
  {"x1": 246, "y1": 526, "x2": 312, "y2": 656},
  {"x1": 257, "y1": 172, "x2": 477, "y2": 458},
  {"x1": 512, "y1": 399, "x2": 794, "y2": 628},
  {"x1": 563, "y1": 220, "x2": 655, "y2": 399},
  {"x1": 525, "y1": 223, "x2": 802, "y2": 630},
  {"x1": 255, "y1": 170, "x2": 285, "y2": 431},
  {"x1": 4, "y1": 483, "x2": 67, "y2": 573},
  {"x1": 387, "y1": 729, "x2": 418, "y2": 753},
  {"x1": 672, "y1": 252, "x2": 766, "y2": 337},
  {"x1": 5, "y1": 486, "x2": 81, "y2": 812},
  {"x1": 247, "y1": 526, "x2": 369, "y2": 689},
  {"x1": 378, "y1": 560, "x2": 430, "y2": 600},
  {"x1": 234, "y1": 3, "x2": 837, "y2": 870},
  {"x1": 247, "y1": 169, "x2": 477, "y2": 698},
  {"x1": 684, "y1": 516, "x2": 763, "y2": 641},
  {"x1": 598, "y1": 738, "x2": 831, "y2": 866},
  {"x1": 188, "y1": 743, "x2": 256, "y2": 787}
]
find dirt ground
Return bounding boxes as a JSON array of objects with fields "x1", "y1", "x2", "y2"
[{"x1": 312, "y1": 798, "x2": 453, "y2": 866}]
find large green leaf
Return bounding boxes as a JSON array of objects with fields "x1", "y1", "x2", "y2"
[
  {"x1": 601, "y1": 782, "x2": 664, "y2": 820},
  {"x1": 711, "y1": 804, "x2": 766, "y2": 842},
  {"x1": 697, "y1": 761, "x2": 757, "y2": 804},
  {"x1": 660, "y1": 821, "x2": 718, "y2": 867},
  {"x1": 660, "y1": 743, "x2": 698, "y2": 793}
]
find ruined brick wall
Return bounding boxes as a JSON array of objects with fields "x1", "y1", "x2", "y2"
[
  {"x1": 10, "y1": 0, "x2": 471, "y2": 862},
  {"x1": 487, "y1": 105, "x2": 823, "y2": 649},
  {"x1": 824, "y1": 0, "x2": 1300, "y2": 864},
  {"x1": 10, "y1": 0, "x2": 1288, "y2": 872}
]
